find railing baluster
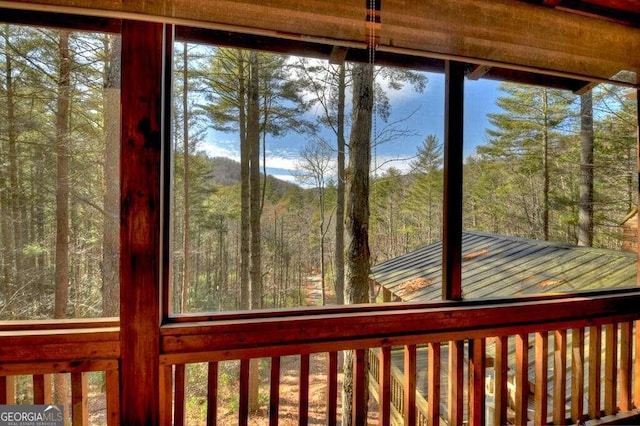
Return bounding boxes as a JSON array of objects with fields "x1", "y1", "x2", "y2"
[
  {"x1": 635, "y1": 320, "x2": 640, "y2": 409},
  {"x1": 379, "y1": 346, "x2": 392, "y2": 426},
  {"x1": 353, "y1": 348, "x2": 367, "y2": 425},
  {"x1": 515, "y1": 333, "x2": 529, "y2": 426},
  {"x1": 588, "y1": 324, "x2": 602, "y2": 420},
  {"x1": 0, "y1": 376, "x2": 14, "y2": 404},
  {"x1": 404, "y1": 345, "x2": 417, "y2": 425},
  {"x1": 427, "y1": 342, "x2": 440, "y2": 426},
  {"x1": 571, "y1": 328, "x2": 585, "y2": 423},
  {"x1": 619, "y1": 321, "x2": 633, "y2": 412},
  {"x1": 327, "y1": 352, "x2": 338, "y2": 426},
  {"x1": 554, "y1": 329, "x2": 567, "y2": 425},
  {"x1": 299, "y1": 354, "x2": 310, "y2": 425},
  {"x1": 469, "y1": 338, "x2": 486, "y2": 426},
  {"x1": 269, "y1": 357, "x2": 280, "y2": 426},
  {"x1": 159, "y1": 365, "x2": 173, "y2": 426},
  {"x1": 33, "y1": 374, "x2": 51, "y2": 404},
  {"x1": 174, "y1": 364, "x2": 186, "y2": 426},
  {"x1": 493, "y1": 336, "x2": 508, "y2": 426},
  {"x1": 239, "y1": 359, "x2": 250, "y2": 426},
  {"x1": 70, "y1": 372, "x2": 88, "y2": 426},
  {"x1": 535, "y1": 331, "x2": 548, "y2": 425},
  {"x1": 106, "y1": 369, "x2": 120, "y2": 426},
  {"x1": 207, "y1": 361, "x2": 218, "y2": 426},
  {"x1": 448, "y1": 340, "x2": 464, "y2": 426},
  {"x1": 604, "y1": 322, "x2": 618, "y2": 416}
]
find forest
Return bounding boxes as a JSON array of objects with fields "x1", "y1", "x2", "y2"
[{"x1": 0, "y1": 24, "x2": 637, "y2": 321}]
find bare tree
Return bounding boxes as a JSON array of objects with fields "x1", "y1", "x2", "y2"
[{"x1": 295, "y1": 140, "x2": 334, "y2": 305}]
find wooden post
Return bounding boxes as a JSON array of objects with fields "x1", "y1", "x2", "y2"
[
  {"x1": 442, "y1": 60, "x2": 464, "y2": 301},
  {"x1": 120, "y1": 20, "x2": 169, "y2": 425}
]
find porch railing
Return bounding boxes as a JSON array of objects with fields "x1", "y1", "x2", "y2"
[{"x1": 2, "y1": 290, "x2": 640, "y2": 425}]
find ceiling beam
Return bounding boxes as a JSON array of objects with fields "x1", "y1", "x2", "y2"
[
  {"x1": 466, "y1": 64, "x2": 492, "y2": 80},
  {"x1": 1, "y1": 0, "x2": 639, "y2": 84}
]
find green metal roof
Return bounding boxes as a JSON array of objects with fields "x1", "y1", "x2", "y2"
[{"x1": 370, "y1": 231, "x2": 637, "y2": 301}]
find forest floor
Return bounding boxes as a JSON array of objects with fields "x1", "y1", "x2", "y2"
[{"x1": 215, "y1": 275, "x2": 379, "y2": 425}]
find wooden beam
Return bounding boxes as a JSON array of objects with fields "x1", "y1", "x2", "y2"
[
  {"x1": 119, "y1": 20, "x2": 168, "y2": 425},
  {"x1": 2, "y1": 0, "x2": 639, "y2": 82},
  {"x1": 382, "y1": 0, "x2": 640, "y2": 81},
  {"x1": 466, "y1": 64, "x2": 492, "y2": 80},
  {"x1": 574, "y1": 81, "x2": 599, "y2": 95},
  {"x1": 329, "y1": 46, "x2": 349, "y2": 64},
  {"x1": 442, "y1": 60, "x2": 464, "y2": 301}
]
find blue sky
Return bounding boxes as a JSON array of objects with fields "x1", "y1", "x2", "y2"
[{"x1": 201, "y1": 72, "x2": 504, "y2": 183}]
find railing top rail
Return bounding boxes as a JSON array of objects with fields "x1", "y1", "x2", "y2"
[{"x1": 160, "y1": 290, "x2": 640, "y2": 363}]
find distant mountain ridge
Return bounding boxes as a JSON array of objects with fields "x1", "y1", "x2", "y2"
[{"x1": 208, "y1": 156, "x2": 300, "y2": 197}]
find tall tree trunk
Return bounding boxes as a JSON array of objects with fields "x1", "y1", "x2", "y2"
[
  {"x1": 342, "y1": 62, "x2": 373, "y2": 426},
  {"x1": 54, "y1": 30, "x2": 71, "y2": 320},
  {"x1": 102, "y1": 34, "x2": 121, "y2": 317},
  {"x1": 239, "y1": 53, "x2": 250, "y2": 311},
  {"x1": 578, "y1": 90, "x2": 594, "y2": 247},
  {"x1": 542, "y1": 88, "x2": 550, "y2": 241},
  {"x1": 5, "y1": 25, "x2": 22, "y2": 295},
  {"x1": 335, "y1": 63, "x2": 346, "y2": 305},
  {"x1": 54, "y1": 30, "x2": 71, "y2": 417},
  {"x1": 181, "y1": 42, "x2": 190, "y2": 313},
  {"x1": 248, "y1": 51, "x2": 262, "y2": 311},
  {"x1": 247, "y1": 50, "x2": 262, "y2": 414}
]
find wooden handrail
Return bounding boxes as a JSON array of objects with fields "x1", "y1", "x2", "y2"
[
  {"x1": 160, "y1": 291, "x2": 640, "y2": 364},
  {"x1": 1, "y1": 291, "x2": 639, "y2": 425}
]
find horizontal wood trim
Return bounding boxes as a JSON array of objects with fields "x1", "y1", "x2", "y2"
[
  {"x1": 0, "y1": 318, "x2": 118, "y2": 332},
  {"x1": 1, "y1": 0, "x2": 639, "y2": 83},
  {"x1": 160, "y1": 292, "x2": 640, "y2": 363},
  {"x1": 0, "y1": 359, "x2": 118, "y2": 376},
  {"x1": 0, "y1": 328, "x2": 119, "y2": 363},
  {"x1": 165, "y1": 287, "x2": 640, "y2": 323}
]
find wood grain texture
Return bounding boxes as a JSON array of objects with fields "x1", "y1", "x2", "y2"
[
  {"x1": 119, "y1": 20, "x2": 166, "y2": 426},
  {"x1": 2, "y1": 0, "x2": 639, "y2": 81}
]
